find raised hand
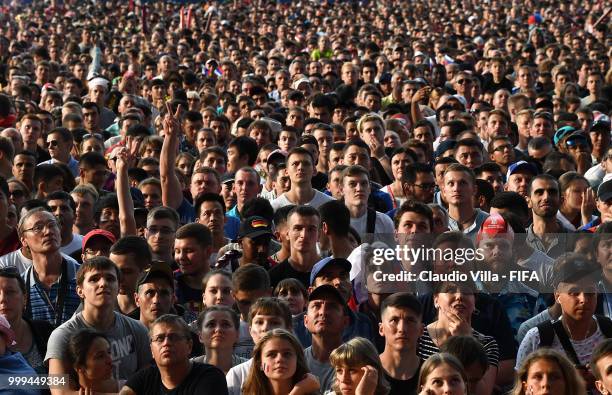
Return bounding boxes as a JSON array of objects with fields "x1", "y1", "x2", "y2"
[{"x1": 355, "y1": 365, "x2": 378, "y2": 395}]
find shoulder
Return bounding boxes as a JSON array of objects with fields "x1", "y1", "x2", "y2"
[{"x1": 114, "y1": 312, "x2": 149, "y2": 335}]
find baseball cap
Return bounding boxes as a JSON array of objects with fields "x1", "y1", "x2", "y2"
[
  {"x1": 136, "y1": 262, "x2": 174, "y2": 288},
  {"x1": 553, "y1": 126, "x2": 576, "y2": 146},
  {"x1": 553, "y1": 256, "x2": 600, "y2": 289},
  {"x1": 434, "y1": 140, "x2": 457, "y2": 158},
  {"x1": 267, "y1": 149, "x2": 288, "y2": 165},
  {"x1": 292, "y1": 78, "x2": 311, "y2": 90},
  {"x1": 310, "y1": 257, "x2": 352, "y2": 286},
  {"x1": 239, "y1": 216, "x2": 273, "y2": 239},
  {"x1": 221, "y1": 173, "x2": 235, "y2": 185},
  {"x1": 0, "y1": 315, "x2": 16, "y2": 347},
  {"x1": 591, "y1": 116, "x2": 611, "y2": 132},
  {"x1": 598, "y1": 179, "x2": 612, "y2": 202},
  {"x1": 308, "y1": 284, "x2": 347, "y2": 312},
  {"x1": 506, "y1": 160, "x2": 538, "y2": 180},
  {"x1": 476, "y1": 214, "x2": 514, "y2": 245},
  {"x1": 82, "y1": 229, "x2": 116, "y2": 253}
]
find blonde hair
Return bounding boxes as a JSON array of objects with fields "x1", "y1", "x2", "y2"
[
  {"x1": 357, "y1": 113, "x2": 385, "y2": 135},
  {"x1": 511, "y1": 349, "x2": 586, "y2": 395},
  {"x1": 329, "y1": 337, "x2": 390, "y2": 395},
  {"x1": 418, "y1": 353, "x2": 467, "y2": 393},
  {"x1": 242, "y1": 329, "x2": 311, "y2": 395}
]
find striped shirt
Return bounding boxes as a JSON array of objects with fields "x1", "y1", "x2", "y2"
[
  {"x1": 22, "y1": 258, "x2": 81, "y2": 327},
  {"x1": 417, "y1": 328, "x2": 500, "y2": 367}
]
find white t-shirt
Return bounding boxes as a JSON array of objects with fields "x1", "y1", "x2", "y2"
[
  {"x1": 226, "y1": 358, "x2": 253, "y2": 395},
  {"x1": 0, "y1": 249, "x2": 80, "y2": 274},
  {"x1": 350, "y1": 210, "x2": 395, "y2": 235},
  {"x1": 60, "y1": 234, "x2": 84, "y2": 256},
  {"x1": 233, "y1": 320, "x2": 254, "y2": 360},
  {"x1": 271, "y1": 190, "x2": 334, "y2": 211}
]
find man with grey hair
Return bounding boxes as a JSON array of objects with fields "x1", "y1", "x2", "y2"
[
  {"x1": 0, "y1": 127, "x2": 23, "y2": 154},
  {"x1": 18, "y1": 207, "x2": 81, "y2": 326},
  {"x1": 119, "y1": 314, "x2": 228, "y2": 395}
]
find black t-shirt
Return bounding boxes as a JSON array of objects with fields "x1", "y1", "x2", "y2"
[
  {"x1": 268, "y1": 258, "x2": 311, "y2": 289},
  {"x1": 384, "y1": 359, "x2": 422, "y2": 395},
  {"x1": 311, "y1": 171, "x2": 328, "y2": 191},
  {"x1": 125, "y1": 362, "x2": 228, "y2": 395}
]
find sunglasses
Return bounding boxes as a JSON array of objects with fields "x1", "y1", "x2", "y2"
[
  {"x1": 47, "y1": 140, "x2": 60, "y2": 147},
  {"x1": 456, "y1": 79, "x2": 472, "y2": 85}
]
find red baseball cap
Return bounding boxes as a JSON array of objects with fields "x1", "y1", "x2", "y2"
[
  {"x1": 82, "y1": 229, "x2": 116, "y2": 253},
  {"x1": 476, "y1": 214, "x2": 514, "y2": 245}
]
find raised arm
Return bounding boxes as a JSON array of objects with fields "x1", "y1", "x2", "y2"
[
  {"x1": 115, "y1": 147, "x2": 137, "y2": 236},
  {"x1": 160, "y1": 104, "x2": 184, "y2": 210}
]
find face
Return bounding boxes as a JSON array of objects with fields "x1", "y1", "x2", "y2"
[
  {"x1": 454, "y1": 146, "x2": 483, "y2": 169},
  {"x1": 379, "y1": 306, "x2": 422, "y2": 352},
  {"x1": 20, "y1": 211, "x2": 61, "y2": 254},
  {"x1": 342, "y1": 174, "x2": 370, "y2": 207},
  {"x1": 150, "y1": 322, "x2": 192, "y2": 367},
  {"x1": 136, "y1": 279, "x2": 175, "y2": 324},
  {"x1": 287, "y1": 213, "x2": 320, "y2": 254},
  {"x1": 595, "y1": 355, "x2": 612, "y2": 395},
  {"x1": 80, "y1": 164, "x2": 109, "y2": 191},
  {"x1": 200, "y1": 310, "x2": 238, "y2": 350},
  {"x1": 490, "y1": 139, "x2": 515, "y2": 166},
  {"x1": 479, "y1": 237, "x2": 513, "y2": 272},
  {"x1": 260, "y1": 337, "x2": 298, "y2": 381},
  {"x1": 286, "y1": 153, "x2": 314, "y2": 184},
  {"x1": 335, "y1": 364, "x2": 367, "y2": 395},
  {"x1": 197, "y1": 200, "x2": 225, "y2": 235},
  {"x1": 196, "y1": 130, "x2": 216, "y2": 152},
  {"x1": 139, "y1": 184, "x2": 162, "y2": 210},
  {"x1": 304, "y1": 297, "x2": 347, "y2": 336},
  {"x1": 597, "y1": 198, "x2": 612, "y2": 224},
  {"x1": 233, "y1": 170, "x2": 261, "y2": 206},
  {"x1": 396, "y1": 211, "x2": 431, "y2": 235},
  {"x1": 413, "y1": 172, "x2": 436, "y2": 203},
  {"x1": 77, "y1": 268, "x2": 119, "y2": 307},
  {"x1": 434, "y1": 289, "x2": 475, "y2": 320},
  {"x1": 79, "y1": 337, "x2": 113, "y2": 381},
  {"x1": 522, "y1": 358, "x2": 566, "y2": 395},
  {"x1": 99, "y1": 207, "x2": 120, "y2": 238},
  {"x1": 12, "y1": 154, "x2": 35, "y2": 183},
  {"x1": 555, "y1": 279, "x2": 597, "y2": 321},
  {"x1": 203, "y1": 274, "x2": 234, "y2": 307},
  {"x1": 146, "y1": 217, "x2": 176, "y2": 254},
  {"x1": 443, "y1": 171, "x2": 474, "y2": 206},
  {"x1": 202, "y1": 152, "x2": 227, "y2": 175},
  {"x1": 249, "y1": 313, "x2": 287, "y2": 343},
  {"x1": 0, "y1": 276, "x2": 26, "y2": 322},
  {"x1": 563, "y1": 180, "x2": 589, "y2": 211},
  {"x1": 174, "y1": 237, "x2": 210, "y2": 276},
  {"x1": 47, "y1": 132, "x2": 71, "y2": 159},
  {"x1": 109, "y1": 253, "x2": 141, "y2": 296},
  {"x1": 391, "y1": 152, "x2": 412, "y2": 182},
  {"x1": 276, "y1": 287, "x2": 306, "y2": 316},
  {"x1": 528, "y1": 178, "x2": 561, "y2": 218},
  {"x1": 421, "y1": 363, "x2": 467, "y2": 395},
  {"x1": 19, "y1": 118, "x2": 42, "y2": 146},
  {"x1": 360, "y1": 120, "x2": 384, "y2": 153},
  {"x1": 313, "y1": 264, "x2": 351, "y2": 302},
  {"x1": 71, "y1": 192, "x2": 95, "y2": 228}
]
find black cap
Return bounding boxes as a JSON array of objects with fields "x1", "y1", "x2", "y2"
[
  {"x1": 308, "y1": 284, "x2": 347, "y2": 314},
  {"x1": 136, "y1": 262, "x2": 174, "y2": 288},
  {"x1": 598, "y1": 180, "x2": 612, "y2": 202},
  {"x1": 238, "y1": 216, "x2": 273, "y2": 239},
  {"x1": 553, "y1": 256, "x2": 600, "y2": 289}
]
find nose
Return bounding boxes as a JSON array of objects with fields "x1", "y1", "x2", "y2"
[{"x1": 339, "y1": 370, "x2": 351, "y2": 384}]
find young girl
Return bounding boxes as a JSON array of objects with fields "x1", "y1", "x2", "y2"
[
  {"x1": 243, "y1": 329, "x2": 319, "y2": 395},
  {"x1": 201, "y1": 269, "x2": 235, "y2": 308},
  {"x1": 511, "y1": 349, "x2": 586, "y2": 395},
  {"x1": 417, "y1": 353, "x2": 467, "y2": 395},
  {"x1": 273, "y1": 278, "x2": 307, "y2": 316},
  {"x1": 328, "y1": 337, "x2": 390, "y2": 395},
  {"x1": 67, "y1": 328, "x2": 120, "y2": 393}
]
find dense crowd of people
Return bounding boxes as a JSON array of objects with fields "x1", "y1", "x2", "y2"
[{"x1": 0, "y1": 0, "x2": 611, "y2": 394}]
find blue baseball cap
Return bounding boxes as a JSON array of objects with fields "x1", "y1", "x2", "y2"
[
  {"x1": 553, "y1": 126, "x2": 576, "y2": 146},
  {"x1": 309, "y1": 257, "x2": 351, "y2": 286},
  {"x1": 506, "y1": 160, "x2": 538, "y2": 180}
]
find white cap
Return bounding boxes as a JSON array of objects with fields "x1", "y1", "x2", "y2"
[{"x1": 88, "y1": 77, "x2": 109, "y2": 91}]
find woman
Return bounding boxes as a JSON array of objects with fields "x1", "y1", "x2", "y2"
[
  {"x1": 193, "y1": 306, "x2": 246, "y2": 374},
  {"x1": 66, "y1": 328, "x2": 120, "y2": 393},
  {"x1": 379, "y1": 147, "x2": 414, "y2": 209},
  {"x1": 557, "y1": 172, "x2": 595, "y2": 230},
  {"x1": 0, "y1": 314, "x2": 40, "y2": 395},
  {"x1": 243, "y1": 329, "x2": 319, "y2": 395},
  {"x1": 417, "y1": 353, "x2": 467, "y2": 395},
  {"x1": 274, "y1": 278, "x2": 307, "y2": 317},
  {"x1": 329, "y1": 337, "x2": 390, "y2": 395},
  {"x1": 0, "y1": 267, "x2": 54, "y2": 373},
  {"x1": 176, "y1": 152, "x2": 195, "y2": 180},
  {"x1": 201, "y1": 270, "x2": 235, "y2": 308},
  {"x1": 417, "y1": 281, "x2": 499, "y2": 395},
  {"x1": 511, "y1": 349, "x2": 586, "y2": 395}
]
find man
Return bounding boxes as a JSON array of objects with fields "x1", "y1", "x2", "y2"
[
  {"x1": 120, "y1": 314, "x2": 226, "y2": 395},
  {"x1": 12, "y1": 151, "x2": 36, "y2": 191},
  {"x1": 227, "y1": 167, "x2": 262, "y2": 221},
  {"x1": 45, "y1": 191, "x2": 84, "y2": 259},
  {"x1": 46, "y1": 257, "x2": 151, "y2": 391},
  {"x1": 20, "y1": 207, "x2": 81, "y2": 327},
  {"x1": 271, "y1": 147, "x2": 333, "y2": 211},
  {"x1": 237, "y1": 216, "x2": 274, "y2": 269},
  {"x1": 379, "y1": 293, "x2": 424, "y2": 395},
  {"x1": 33, "y1": 164, "x2": 64, "y2": 200},
  {"x1": 582, "y1": 179, "x2": 612, "y2": 231},
  {"x1": 195, "y1": 193, "x2": 229, "y2": 256},
  {"x1": 78, "y1": 152, "x2": 110, "y2": 194},
  {"x1": 342, "y1": 165, "x2": 395, "y2": 235},
  {"x1": 530, "y1": 111, "x2": 554, "y2": 140},
  {"x1": 110, "y1": 235, "x2": 152, "y2": 316},
  {"x1": 71, "y1": 185, "x2": 99, "y2": 236},
  {"x1": 505, "y1": 160, "x2": 538, "y2": 198},
  {"x1": 591, "y1": 339, "x2": 612, "y2": 395},
  {"x1": 303, "y1": 284, "x2": 349, "y2": 392},
  {"x1": 39, "y1": 127, "x2": 79, "y2": 177},
  {"x1": 0, "y1": 177, "x2": 19, "y2": 256},
  {"x1": 526, "y1": 174, "x2": 569, "y2": 258},
  {"x1": 227, "y1": 136, "x2": 259, "y2": 173},
  {"x1": 174, "y1": 223, "x2": 213, "y2": 317},
  {"x1": 403, "y1": 163, "x2": 436, "y2": 204},
  {"x1": 81, "y1": 229, "x2": 116, "y2": 262},
  {"x1": 488, "y1": 136, "x2": 516, "y2": 175},
  {"x1": 18, "y1": 114, "x2": 49, "y2": 163},
  {"x1": 357, "y1": 113, "x2": 392, "y2": 185},
  {"x1": 475, "y1": 163, "x2": 504, "y2": 193},
  {"x1": 454, "y1": 138, "x2": 484, "y2": 170},
  {"x1": 318, "y1": 200, "x2": 355, "y2": 259},
  {"x1": 86, "y1": 78, "x2": 116, "y2": 129},
  {"x1": 146, "y1": 207, "x2": 179, "y2": 265},
  {"x1": 268, "y1": 205, "x2": 321, "y2": 288},
  {"x1": 443, "y1": 163, "x2": 489, "y2": 242},
  {"x1": 313, "y1": 123, "x2": 334, "y2": 174}
]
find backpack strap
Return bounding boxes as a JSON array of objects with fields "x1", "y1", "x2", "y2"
[
  {"x1": 595, "y1": 315, "x2": 612, "y2": 338},
  {"x1": 551, "y1": 319, "x2": 583, "y2": 368},
  {"x1": 366, "y1": 208, "x2": 377, "y2": 234},
  {"x1": 536, "y1": 320, "x2": 555, "y2": 348}
]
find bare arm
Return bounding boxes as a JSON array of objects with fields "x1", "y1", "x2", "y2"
[
  {"x1": 496, "y1": 359, "x2": 516, "y2": 388},
  {"x1": 475, "y1": 365, "x2": 497, "y2": 395},
  {"x1": 49, "y1": 358, "x2": 72, "y2": 395},
  {"x1": 160, "y1": 104, "x2": 183, "y2": 210},
  {"x1": 115, "y1": 147, "x2": 136, "y2": 237},
  {"x1": 410, "y1": 87, "x2": 430, "y2": 124},
  {"x1": 118, "y1": 386, "x2": 137, "y2": 395}
]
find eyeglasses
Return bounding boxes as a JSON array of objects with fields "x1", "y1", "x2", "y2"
[
  {"x1": 150, "y1": 333, "x2": 188, "y2": 344},
  {"x1": 456, "y1": 79, "x2": 472, "y2": 85},
  {"x1": 147, "y1": 227, "x2": 175, "y2": 235},
  {"x1": 566, "y1": 140, "x2": 588, "y2": 150},
  {"x1": 413, "y1": 183, "x2": 436, "y2": 190},
  {"x1": 84, "y1": 247, "x2": 111, "y2": 256},
  {"x1": 83, "y1": 133, "x2": 103, "y2": 141},
  {"x1": 23, "y1": 220, "x2": 59, "y2": 234},
  {"x1": 492, "y1": 144, "x2": 513, "y2": 152},
  {"x1": 9, "y1": 190, "x2": 25, "y2": 198}
]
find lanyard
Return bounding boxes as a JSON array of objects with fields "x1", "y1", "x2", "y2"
[{"x1": 25, "y1": 259, "x2": 69, "y2": 328}]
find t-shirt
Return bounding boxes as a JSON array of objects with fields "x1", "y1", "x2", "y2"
[
  {"x1": 226, "y1": 358, "x2": 252, "y2": 395},
  {"x1": 124, "y1": 362, "x2": 228, "y2": 395},
  {"x1": 174, "y1": 272, "x2": 203, "y2": 316},
  {"x1": 271, "y1": 189, "x2": 334, "y2": 211},
  {"x1": 384, "y1": 359, "x2": 422, "y2": 395},
  {"x1": 304, "y1": 346, "x2": 335, "y2": 393},
  {"x1": 268, "y1": 258, "x2": 312, "y2": 289},
  {"x1": 349, "y1": 209, "x2": 395, "y2": 235},
  {"x1": 417, "y1": 329, "x2": 499, "y2": 367},
  {"x1": 234, "y1": 320, "x2": 254, "y2": 359},
  {"x1": 45, "y1": 312, "x2": 151, "y2": 380},
  {"x1": 59, "y1": 234, "x2": 84, "y2": 256}
]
